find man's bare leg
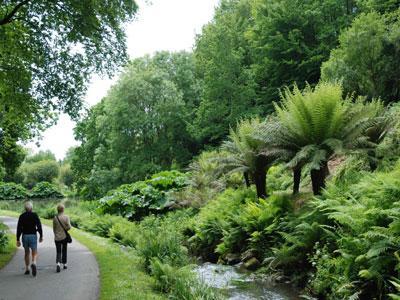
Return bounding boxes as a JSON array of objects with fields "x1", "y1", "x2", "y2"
[
  {"x1": 31, "y1": 249, "x2": 37, "y2": 265},
  {"x1": 31, "y1": 249, "x2": 38, "y2": 276},
  {"x1": 24, "y1": 249, "x2": 30, "y2": 272}
]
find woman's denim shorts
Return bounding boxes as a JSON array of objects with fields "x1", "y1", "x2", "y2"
[{"x1": 22, "y1": 234, "x2": 37, "y2": 251}]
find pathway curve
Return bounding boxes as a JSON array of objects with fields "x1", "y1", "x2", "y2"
[{"x1": 0, "y1": 216, "x2": 99, "y2": 300}]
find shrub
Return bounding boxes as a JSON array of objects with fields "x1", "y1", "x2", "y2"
[
  {"x1": 22, "y1": 160, "x2": 60, "y2": 189},
  {"x1": 98, "y1": 170, "x2": 188, "y2": 220},
  {"x1": 0, "y1": 182, "x2": 28, "y2": 200},
  {"x1": 79, "y1": 214, "x2": 123, "y2": 238},
  {"x1": 0, "y1": 223, "x2": 9, "y2": 252},
  {"x1": 150, "y1": 259, "x2": 222, "y2": 300},
  {"x1": 29, "y1": 182, "x2": 64, "y2": 199},
  {"x1": 272, "y1": 161, "x2": 400, "y2": 298},
  {"x1": 189, "y1": 188, "x2": 257, "y2": 261},
  {"x1": 135, "y1": 211, "x2": 193, "y2": 269}
]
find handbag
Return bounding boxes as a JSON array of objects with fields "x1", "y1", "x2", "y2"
[{"x1": 56, "y1": 215, "x2": 72, "y2": 244}]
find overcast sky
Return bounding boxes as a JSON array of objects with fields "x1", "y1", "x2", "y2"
[{"x1": 25, "y1": 0, "x2": 219, "y2": 160}]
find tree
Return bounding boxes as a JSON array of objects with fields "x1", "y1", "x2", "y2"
[
  {"x1": 219, "y1": 118, "x2": 272, "y2": 198},
  {"x1": 270, "y1": 83, "x2": 384, "y2": 195},
  {"x1": 22, "y1": 159, "x2": 60, "y2": 188},
  {"x1": 24, "y1": 150, "x2": 56, "y2": 163},
  {"x1": 321, "y1": 11, "x2": 400, "y2": 103},
  {"x1": 72, "y1": 52, "x2": 200, "y2": 197},
  {"x1": 249, "y1": 0, "x2": 357, "y2": 108},
  {"x1": 192, "y1": 0, "x2": 258, "y2": 146},
  {"x1": 0, "y1": 0, "x2": 138, "y2": 142}
]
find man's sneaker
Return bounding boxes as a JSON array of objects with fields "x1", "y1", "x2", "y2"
[
  {"x1": 63, "y1": 265, "x2": 67, "y2": 270},
  {"x1": 31, "y1": 264, "x2": 37, "y2": 277},
  {"x1": 56, "y1": 264, "x2": 61, "y2": 273},
  {"x1": 24, "y1": 270, "x2": 30, "y2": 275}
]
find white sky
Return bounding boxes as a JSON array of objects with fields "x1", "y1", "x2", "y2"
[{"x1": 25, "y1": 0, "x2": 219, "y2": 160}]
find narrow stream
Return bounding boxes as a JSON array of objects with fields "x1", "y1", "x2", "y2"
[{"x1": 195, "y1": 263, "x2": 299, "y2": 300}]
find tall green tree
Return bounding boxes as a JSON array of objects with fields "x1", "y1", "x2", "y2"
[
  {"x1": 249, "y1": 0, "x2": 357, "y2": 107},
  {"x1": 192, "y1": 0, "x2": 258, "y2": 146},
  {"x1": 72, "y1": 52, "x2": 201, "y2": 197},
  {"x1": 0, "y1": 0, "x2": 138, "y2": 141},
  {"x1": 321, "y1": 11, "x2": 400, "y2": 103}
]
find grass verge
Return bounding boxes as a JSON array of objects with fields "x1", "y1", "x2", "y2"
[
  {"x1": 0, "y1": 210, "x2": 163, "y2": 300},
  {"x1": 0, "y1": 232, "x2": 17, "y2": 269}
]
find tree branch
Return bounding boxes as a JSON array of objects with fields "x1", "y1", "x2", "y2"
[{"x1": 0, "y1": 0, "x2": 30, "y2": 26}]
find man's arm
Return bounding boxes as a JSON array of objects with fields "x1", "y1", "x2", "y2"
[{"x1": 16, "y1": 215, "x2": 23, "y2": 242}]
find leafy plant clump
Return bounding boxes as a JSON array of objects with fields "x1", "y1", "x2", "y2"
[
  {"x1": 0, "y1": 182, "x2": 28, "y2": 200},
  {"x1": 29, "y1": 182, "x2": 64, "y2": 199},
  {"x1": 98, "y1": 170, "x2": 188, "y2": 220},
  {"x1": 0, "y1": 223, "x2": 9, "y2": 251}
]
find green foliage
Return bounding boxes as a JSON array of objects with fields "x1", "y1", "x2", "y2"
[
  {"x1": 249, "y1": 0, "x2": 355, "y2": 106},
  {"x1": 24, "y1": 150, "x2": 56, "y2": 163},
  {"x1": 22, "y1": 160, "x2": 60, "y2": 189},
  {"x1": 263, "y1": 82, "x2": 386, "y2": 194},
  {"x1": 219, "y1": 118, "x2": 272, "y2": 198},
  {"x1": 0, "y1": 222, "x2": 9, "y2": 252},
  {"x1": 322, "y1": 11, "x2": 400, "y2": 103},
  {"x1": 271, "y1": 162, "x2": 400, "y2": 298},
  {"x1": 150, "y1": 259, "x2": 222, "y2": 300},
  {"x1": 177, "y1": 150, "x2": 243, "y2": 208},
  {"x1": 0, "y1": 182, "x2": 28, "y2": 200},
  {"x1": 0, "y1": 0, "x2": 138, "y2": 144},
  {"x1": 59, "y1": 164, "x2": 74, "y2": 187},
  {"x1": 72, "y1": 52, "x2": 200, "y2": 198},
  {"x1": 29, "y1": 182, "x2": 63, "y2": 199},
  {"x1": 192, "y1": 0, "x2": 258, "y2": 145},
  {"x1": 98, "y1": 171, "x2": 188, "y2": 220}
]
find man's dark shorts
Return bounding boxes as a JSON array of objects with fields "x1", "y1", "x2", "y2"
[{"x1": 22, "y1": 234, "x2": 37, "y2": 251}]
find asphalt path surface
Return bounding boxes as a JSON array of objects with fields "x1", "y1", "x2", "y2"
[{"x1": 0, "y1": 216, "x2": 99, "y2": 300}]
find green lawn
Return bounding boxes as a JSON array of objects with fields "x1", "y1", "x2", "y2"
[{"x1": 0, "y1": 210, "x2": 164, "y2": 300}]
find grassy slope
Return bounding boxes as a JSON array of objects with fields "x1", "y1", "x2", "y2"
[{"x1": 0, "y1": 210, "x2": 164, "y2": 300}]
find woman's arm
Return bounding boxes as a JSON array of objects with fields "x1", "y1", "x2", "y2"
[{"x1": 65, "y1": 216, "x2": 72, "y2": 231}]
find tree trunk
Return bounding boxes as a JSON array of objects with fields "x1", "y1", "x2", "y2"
[
  {"x1": 293, "y1": 167, "x2": 301, "y2": 195},
  {"x1": 310, "y1": 162, "x2": 329, "y2": 195},
  {"x1": 243, "y1": 172, "x2": 250, "y2": 187},
  {"x1": 254, "y1": 169, "x2": 268, "y2": 199}
]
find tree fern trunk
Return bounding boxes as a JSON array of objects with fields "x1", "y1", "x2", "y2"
[
  {"x1": 244, "y1": 172, "x2": 250, "y2": 187},
  {"x1": 254, "y1": 168, "x2": 268, "y2": 199},
  {"x1": 293, "y1": 167, "x2": 301, "y2": 194},
  {"x1": 311, "y1": 162, "x2": 329, "y2": 195}
]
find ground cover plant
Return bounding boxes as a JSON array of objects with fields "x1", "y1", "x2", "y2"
[{"x1": 97, "y1": 171, "x2": 188, "y2": 220}]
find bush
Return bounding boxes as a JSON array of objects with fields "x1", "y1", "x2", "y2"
[
  {"x1": 189, "y1": 188, "x2": 257, "y2": 261},
  {"x1": 29, "y1": 182, "x2": 64, "y2": 199},
  {"x1": 0, "y1": 223, "x2": 9, "y2": 252},
  {"x1": 98, "y1": 170, "x2": 188, "y2": 220},
  {"x1": 79, "y1": 214, "x2": 123, "y2": 238},
  {"x1": 271, "y1": 161, "x2": 400, "y2": 298},
  {"x1": 22, "y1": 160, "x2": 60, "y2": 189},
  {"x1": 189, "y1": 188, "x2": 295, "y2": 263},
  {"x1": 0, "y1": 182, "x2": 28, "y2": 200},
  {"x1": 150, "y1": 259, "x2": 222, "y2": 300}
]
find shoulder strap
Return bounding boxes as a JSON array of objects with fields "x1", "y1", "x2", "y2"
[{"x1": 56, "y1": 215, "x2": 68, "y2": 234}]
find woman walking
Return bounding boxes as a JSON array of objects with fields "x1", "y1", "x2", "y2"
[{"x1": 53, "y1": 204, "x2": 71, "y2": 273}]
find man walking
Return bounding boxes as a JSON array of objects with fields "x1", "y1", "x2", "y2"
[{"x1": 16, "y1": 201, "x2": 43, "y2": 277}]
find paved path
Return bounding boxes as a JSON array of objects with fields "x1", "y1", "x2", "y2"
[{"x1": 0, "y1": 216, "x2": 99, "y2": 300}]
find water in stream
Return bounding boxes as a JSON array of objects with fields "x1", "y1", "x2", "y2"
[{"x1": 195, "y1": 263, "x2": 299, "y2": 300}]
